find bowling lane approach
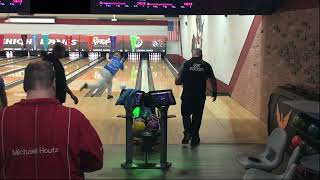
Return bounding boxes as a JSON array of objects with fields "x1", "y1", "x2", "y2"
[{"x1": 5, "y1": 57, "x2": 90, "y2": 97}]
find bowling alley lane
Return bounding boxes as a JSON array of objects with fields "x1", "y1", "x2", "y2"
[
  {"x1": 5, "y1": 57, "x2": 90, "y2": 97},
  {"x1": 1, "y1": 57, "x2": 73, "y2": 86},
  {"x1": 150, "y1": 60, "x2": 267, "y2": 144},
  {"x1": 101, "y1": 60, "x2": 138, "y2": 97},
  {"x1": 0, "y1": 57, "x2": 25, "y2": 65},
  {"x1": 0, "y1": 57, "x2": 40, "y2": 73},
  {"x1": 63, "y1": 58, "x2": 90, "y2": 75}
]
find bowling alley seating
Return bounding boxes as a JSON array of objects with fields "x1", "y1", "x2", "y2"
[
  {"x1": 237, "y1": 128, "x2": 287, "y2": 171},
  {"x1": 242, "y1": 146, "x2": 301, "y2": 180}
]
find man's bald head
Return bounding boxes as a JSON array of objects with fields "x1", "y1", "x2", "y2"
[
  {"x1": 192, "y1": 48, "x2": 203, "y2": 58},
  {"x1": 23, "y1": 61, "x2": 55, "y2": 92}
]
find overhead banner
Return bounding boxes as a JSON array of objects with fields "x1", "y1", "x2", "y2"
[
  {"x1": 130, "y1": 35, "x2": 138, "y2": 52},
  {"x1": 110, "y1": 36, "x2": 117, "y2": 52},
  {"x1": 21, "y1": 34, "x2": 27, "y2": 50},
  {"x1": 87, "y1": 35, "x2": 94, "y2": 51},
  {"x1": 32, "y1": 34, "x2": 38, "y2": 50},
  {"x1": 65, "y1": 35, "x2": 72, "y2": 50},
  {"x1": 42, "y1": 34, "x2": 49, "y2": 51},
  {"x1": 1, "y1": 34, "x2": 166, "y2": 52},
  {"x1": 0, "y1": 34, "x2": 4, "y2": 50}
]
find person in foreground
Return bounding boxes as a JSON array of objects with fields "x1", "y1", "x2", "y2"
[
  {"x1": 0, "y1": 76, "x2": 7, "y2": 107},
  {"x1": 80, "y1": 52, "x2": 124, "y2": 99},
  {"x1": 175, "y1": 48, "x2": 217, "y2": 147},
  {"x1": 0, "y1": 61, "x2": 103, "y2": 179},
  {"x1": 43, "y1": 42, "x2": 78, "y2": 104}
]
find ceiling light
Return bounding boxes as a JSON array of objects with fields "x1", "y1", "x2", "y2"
[
  {"x1": 111, "y1": 14, "x2": 117, "y2": 22},
  {"x1": 5, "y1": 17, "x2": 56, "y2": 24}
]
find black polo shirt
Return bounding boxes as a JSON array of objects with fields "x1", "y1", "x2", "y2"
[
  {"x1": 180, "y1": 57, "x2": 215, "y2": 101},
  {"x1": 43, "y1": 54, "x2": 67, "y2": 103}
]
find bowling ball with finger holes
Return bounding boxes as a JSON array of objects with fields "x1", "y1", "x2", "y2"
[
  {"x1": 291, "y1": 135, "x2": 303, "y2": 148},
  {"x1": 133, "y1": 118, "x2": 145, "y2": 123},
  {"x1": 307, "y1": 124, "x2": 320, "y2": 138},
  {"x1": 292, "y1": 115, "x2": 307, "y2": 130},
  {"x1": 147, "y1": 119, "x2": 159, "y2": 130},
  {"x1": 132, "y1": 120, "x2": 146, "y2": 133},
  {"x1": 141, "y1": 107, "x2": 152, "y2": 120},
  {"x1": 146, "y1": 114, "x2": 158, "y2": 122}
]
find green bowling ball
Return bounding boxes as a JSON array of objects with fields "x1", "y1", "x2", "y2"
[{"x1": 292, "y1": 115, "x2": 306, "y2": 130}]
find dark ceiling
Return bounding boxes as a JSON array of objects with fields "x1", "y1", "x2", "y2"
[{"x1": 28, "y1": 0, "x2": 319, "y2": 15}]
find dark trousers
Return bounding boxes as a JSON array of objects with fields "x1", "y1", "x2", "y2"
[{"x1": 181, "y1": 98, "x2": 206, "y2": 138}]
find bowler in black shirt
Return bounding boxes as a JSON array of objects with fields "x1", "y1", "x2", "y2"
[
  {"x1": 175, "y1": 48, "x2": 217, "y2": 147},
  {"x1": 43, "y1": 42, "x2": 78, "y2": 104}
]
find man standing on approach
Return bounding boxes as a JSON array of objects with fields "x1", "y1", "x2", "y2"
[
  {"x1": 175, "y1": 48, "x2": 217, "y2": 147},
  {"x1": 43, "y1": 42, "x2": 78, "y2": 104}
]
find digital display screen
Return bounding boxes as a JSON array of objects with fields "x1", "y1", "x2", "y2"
[
  {"x1": 0, "y1": 0, "x2": 27, "y2": 13},
  {"x1": 120, "y1": 89, "x2": 145, "y2": 106},
  {"x1": 92, "y1": 0, "x2": 193, "y2": 14},
  {"x1": 149, "y1": 90, "x2": 176, "y2": 107}
]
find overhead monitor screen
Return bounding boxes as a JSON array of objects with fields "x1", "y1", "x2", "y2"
[
  {"x1": 92, "y1": 0, "x2": 193, "y2": 14},
  {"x1": 0, "y1": 0, "x2": 27, "y2": 13}
]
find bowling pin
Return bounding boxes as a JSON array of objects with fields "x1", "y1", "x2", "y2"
[
  {"x1": 150, "y1": 53, "x2": 152, "y2": 62},
  {"x1": 6, "y1": 51, "x2": 9, "y2": 58},
  {"x1": 135, "y1": 53, "x2": 137, "y2": 62},
  {"x1": 10, "y1": 51, "x2": 13, "y2": 58}
]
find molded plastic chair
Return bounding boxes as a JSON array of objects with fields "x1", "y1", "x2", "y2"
[
  {"x1": 238, "y1": 128, "x2": 287, "y2": 171},
  {"x1": 243, "y1": 146, "x2": 301, "y2": 180}
]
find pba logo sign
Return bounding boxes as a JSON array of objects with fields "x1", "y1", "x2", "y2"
[
  {"x1": 275, "y1": 104, "x2": 292, "y2": 129},
  {"x1": 152, "y1": 40, "x2": 165, "y2": 48},
  {"x1": 92, "y1": 36, "x2": 111, "y2": 46},
  {"x1": 135, "y1": 37, "x2": 143, "y2": 48}
]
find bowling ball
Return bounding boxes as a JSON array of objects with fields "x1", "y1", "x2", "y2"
[
  {"x1": 147, "y1": 120, "x2": 159, "y2": 130},
  {"x1": 146, "y1": 114, "x2": 158, "y2": 122},
  {"x1": 132, "y1": 121, "x2": 146, "y2": 132},
  {"x1": 134, "y1": 118, "x2": 145, "y2": 123},
  {"x1": 304, "y1": 145, "x2": 316, "y2": 154},
  {"x1": 132, "y1": 107, "x2": 141, "y2": 119},
  {"x1": 292, "y1": 115, "x2": 306, "y2": 130},
  {"x1": 141, "y1": 107, "x2": 152, "y2": 120},
  {"x1": 120, "y1": 85, "x2": 126, "y2": 90},
  {"x1": 307, "y1": 124, "x2": 320, "y2": 138},
  {"x1": 291, "y1": 135, "x2": 303, "y2": 147}
]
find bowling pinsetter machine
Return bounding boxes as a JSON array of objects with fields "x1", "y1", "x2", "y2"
[{"x1": 117, "y1": 89, "x2": 176, "y2": 169}]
